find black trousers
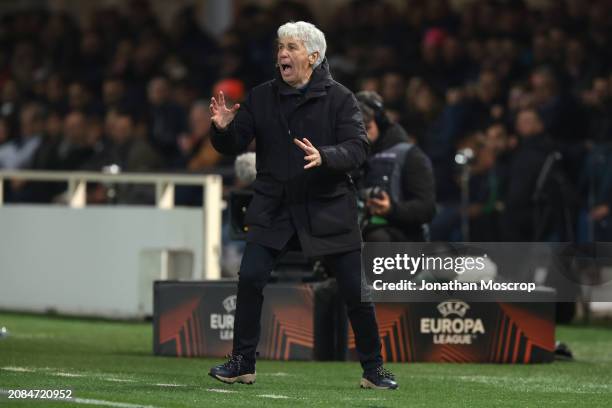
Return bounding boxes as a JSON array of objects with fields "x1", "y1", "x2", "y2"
[{"x1": 232, "y1": 235, "x2": 383, "y2": 371}]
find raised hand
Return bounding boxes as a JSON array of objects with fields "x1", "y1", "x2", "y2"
[
  {"x1": 209, "y1": 91, "x2": 240, "y2": 130},
  {"x1": 294, "y1": 137, "x2": 322, "y2": 169}
]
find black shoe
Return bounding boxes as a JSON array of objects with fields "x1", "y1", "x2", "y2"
[
  {"x1": 554, "y1": 341, "x2": 574, "y2": 361},
  {"x1": 360, "y1": 366, "x2": 398, "y2": 390},
  {"x1": 209, "y1": 353, "x2": 256, "y2": 385}
]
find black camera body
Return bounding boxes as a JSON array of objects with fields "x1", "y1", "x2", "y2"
[{"x1": 359, "y1": 185, "x2": 386, "y2": 202}]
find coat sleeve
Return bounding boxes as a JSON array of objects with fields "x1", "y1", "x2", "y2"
[
  {"x1": 210, "y1": 92, "x2": 256, "y2": 155},
  {"x1": 387, "y1": 147, "x2": 437, "y2": 225},
  {"x1": 318, "y1": 93, "x2": 370, "y2": 173}
]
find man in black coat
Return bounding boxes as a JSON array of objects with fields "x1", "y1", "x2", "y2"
[
  {"x1": 208, "y1": 21, "x2": 397, "y2": 390},
  {"x1": 502, "y1": 108, "x2": 567, "y2": 241}
]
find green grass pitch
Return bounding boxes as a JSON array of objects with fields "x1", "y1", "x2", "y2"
[{"x1": 1, "y1": 312, "x2": 611, "y2": 407}]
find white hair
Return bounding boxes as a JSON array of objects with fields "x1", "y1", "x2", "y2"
[{"x1": 277, "y1": 21, "x2": 327, "y2": 68}]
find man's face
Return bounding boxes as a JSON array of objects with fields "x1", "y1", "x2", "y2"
[
  {"x1": 479, "y1": 71, "x2": 498, "y2": 103},
  {"x1": 381, "y1": 73, "x2": 404, "y2": 104},
  {"x1": 69, "y1": 83, "x2": 87, "y2": 109},
  {"x1": 486, "y1": 124, "x2": 508, "y2": 153},
  {"x1": 531, "y1": 72, "x2": 555, "y2": 104},
  {"x1": 103, "y1": 80, "x2": 124, "y2": 105},
  {"x1": 516, "y1": 110, "x2": 543, "y2": 137},
  {"x1": 148, "y1": 78, "x2": 169, "y2": 105},
  {"x1": 112, "y1": 116, "x2": 133, "y2": 144},
  {"x1": 365, "y1": 119, "x2": 380, "y2": 143},
  {"x1": 20, "y1": 106, "x2": 42, "y2": 137},
  {"x1": 64, "y1": 112, "x2": 87, "y2": 144},
  {"x1": 277, "y1": 37, "x2": 317, "y2": 87}
]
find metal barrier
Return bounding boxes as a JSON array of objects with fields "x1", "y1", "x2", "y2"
[{"x1": 0, "y1": 170, "x2": 223, "y2": 280}]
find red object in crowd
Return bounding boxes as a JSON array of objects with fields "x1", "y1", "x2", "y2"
[
  {"x1": 423, "y1": 28, "x2": 448, "y2": 48},
  {"x1": 212, "y1": 79, "x2": 246, "y2": 102}
]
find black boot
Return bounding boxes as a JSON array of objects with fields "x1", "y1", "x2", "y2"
[
  {"x1": 209, "y1": 353, "x2": 256, "y2": 385},
  {"x1": 360, "y1": 366, "x2": 398, "y2": 390}
]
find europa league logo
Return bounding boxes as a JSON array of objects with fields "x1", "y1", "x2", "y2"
[{"x1": 223, "y1": 295, "x2": 237, "y2": 313}]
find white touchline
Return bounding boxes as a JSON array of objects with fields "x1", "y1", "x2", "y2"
[
  {"x1": 206, "y1": 388, "x2": 237, "y2": 393},
  {"x1": 0, "y1": 391, "x2": 160, "y2": 408},
  {"x1": 1, "y1": 366, "x2": 35, "y2": 372},
  {"x1": 261, "y1": 372, "x2": 290, "y2": 376},
  {"x1": 72, "y1": 398, "x2": 160, "y2": 408},
  {"x1": 2, "y1": 366, "x2": 140, "y2": 383},
  {"x1": 54, "y1": 372, "x2": 86, "y2": 377},
  {"x1": 257, "y1": 394, "x2": 291, "y2": 399},
  {"x1": 3, "y1": 366, "x2": 177, "y2": 387}
]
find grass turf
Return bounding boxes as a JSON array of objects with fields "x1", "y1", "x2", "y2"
[{"x1": 0, "y1": 312, "x2": 611, "y2": 407}]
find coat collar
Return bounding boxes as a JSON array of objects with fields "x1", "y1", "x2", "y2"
[{"x1": 274, "y1": 58, "x2": 334, "y2": 98}]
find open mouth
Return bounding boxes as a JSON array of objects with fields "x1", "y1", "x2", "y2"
[{"x1": 280, "y1": 63, "x2": 293, "y2": 75}]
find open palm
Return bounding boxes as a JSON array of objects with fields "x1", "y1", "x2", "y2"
[{"x1": 209, "y1": 91, "x2": 240, "y2": 130}]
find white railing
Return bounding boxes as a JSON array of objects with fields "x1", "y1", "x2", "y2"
[{"x1": 0, "y1": 170, "x2": 223, "y2": 280}]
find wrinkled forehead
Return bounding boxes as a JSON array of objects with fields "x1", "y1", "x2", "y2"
[{"x1": 277, "y1": 36, "x2": 306, "y2": 49}]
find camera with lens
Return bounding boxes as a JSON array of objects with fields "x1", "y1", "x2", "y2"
[{"x1": 367, "y1": 185, "x2": 385, "y2": 200}]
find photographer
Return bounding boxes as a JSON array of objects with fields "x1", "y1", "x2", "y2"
[{"x1": 356, "y1": 91, "x2": 436, "y2": 242}]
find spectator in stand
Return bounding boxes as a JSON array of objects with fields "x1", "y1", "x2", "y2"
[
  {"x1": 26, "y1": 110, "x2": 64, "y2": 174},
  {"x1": 85, "y1": 110, "x2": 162, "y2": 174},
  {"x1": 415, "y1": 27, "x2": 449, "y2": 94},
  {"x1": 530, "y1": 67, "x2": 583, "y2": 144},
  {"x1": 168, "y1": 5, "x2": 219, "y2": 92},
  {"x1": 582, "y1": 76, "x2": 612, "y2": 143},
  {"x1": 76, "y1": 29, "x2": 106, "y2": 91},
  {"x1": 55, "y1": 112, "x2": 96, "y2": 170},
  {"x1": 84, "y1": 110, "x2": 163, "y2": 204},
  {"x1": 0, "y1": 117, "x2": 11, "y2": 146},
  {"x1": 0, "y1": 102, "x2": 45, "y2": 201},
  {"x1": 67, "y1": 82, "x2": 103, "y2": 116},
  {"x1": 0, "y1": 102, "x2": 44, "y2": 170},
  {"x1": 1, "y1": 80, "x2": 20, "y2": 130},
  {"x1": 503, "y1": 108, "x2": 560, "y2": 241},
  {"x1": 102, "y1": 77, "x2": 128, "y2": 113},
  {"x1": 172, "y1": 80, "x2": 199, "y2": 113},
  {"x1": 146, "y1": 76, "x2": 187, "y2": 167},
  {"x1": 17, "y1": 111, "x2": 96, "y2": 203},
  {"x1": 461, "y1": 127, "x2": 507, "y2": 242},
  {"x1": 466, "y1": 69, "x2": 505, "y2": 127},
  {"x1": 179, "y1": 101, "x2": 220, "y2": 172},
  {"x1": 44, "y1": 74, "x2": 68, "y2": 115},
  {"x1": 577, "y1": 76, "x2": 612, "y2": 241},
  {"x1": 379, "y1": 72, "x2": 406, "y2": 120}
]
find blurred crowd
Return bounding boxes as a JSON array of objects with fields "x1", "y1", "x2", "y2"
[{"x1": 1, "y1": 0, "x2": 612, "y2": 242}]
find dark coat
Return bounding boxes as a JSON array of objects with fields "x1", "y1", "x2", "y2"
[
  {"x1": 211, "y1": 59, "x2": 370, "y2": 257},
  {"x1": 361, "y1": 123, "x2": 436, "y2": 241},
  {"x1": 502, "y1": 134, "x2": 554, "y2": 241}
]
